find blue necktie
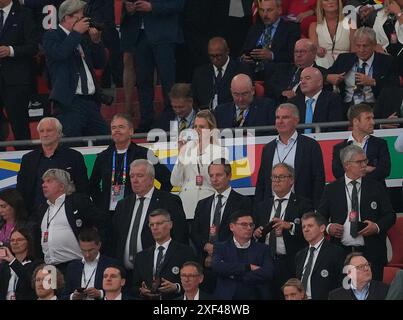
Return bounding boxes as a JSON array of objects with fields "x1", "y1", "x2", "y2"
[{"x1": 304, "y1": 98, "x2": 314, "y2": 134}]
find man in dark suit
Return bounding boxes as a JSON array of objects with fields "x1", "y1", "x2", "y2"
[
  {"x1": 295, "y1": 212, "x2": 345, "y2": 300},
  {"x1": 192, "y1": 37, "x2": 246, "y2": 109},
  {"x1": 120, "y1": 0, "x2": 184, "y2": 132},
  {"x1": 112, "y1": 159, "x2": 187, "y2": 273},
  {"x1": 17, "y1": 117, "x2": 89, "y2": 214},
  {"x1": 42, "y1": 0, "x2": 109, "y2": 137},
  {"x1": 178, "y1": 261, "x2": 213, "y2": 300},
  {"x1": 290, "y1": 67, "x2": 344, "y2": 131},
  {"x1": 318, "y1": 145, "x2": 396, "y2": 281},
  {"x1": 64, "y1": 228, "x2": 118, "y2": 300},
  {"x1": 214, "y1": 73, "x2": 276, "y2": 132},
  {"x1": 265, "y1": 38, "x2": 326, "y2": 105},
  {"x1": 254, "y1": 163, "x2": 312, "y2": 297},
  {"x1": 332, "y1": 103, "x2": 391, "y2": 183},
  {"x1": 241, "y1": 0, "x2": 300, "y2": 78},
  {"x1": 191, "y1": 159, "x2": 251, "y2": 292},
  {"x1": 152, "y1": 83, "x2": 198, "y2": 132},
  {"x1": 132, "y1": 209, "x2": 195, "y2": 300},
  {"x1": 255, "y1": 103, "x2": 325, "y2": 208},
  {"x1": 90, "y1": 113, "x2": 172, "y2": 215},
  {"x1": 329, "y1": 252, "x2": 389, "y2": 300},
  {"x1": 326, "y1": 27, "x2": 400, "y2": 116},
  {"x1": 103, "y1": 265, "x2": 132, "y2": 300},
  {"x1": 35, "y1": 168, "x2": 105, "y2": 274},
  {"x1": 0, "y1": 0, "x2": 38, "y2": 141},
  {"x1": 212, "y1": 210, "x2": 275, "y2": 300}
]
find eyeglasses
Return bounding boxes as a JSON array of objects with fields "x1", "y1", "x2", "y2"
[
  {"x1": 271, "y1": 175, "x2": 292, "y2": 181},
  {"x1": 353, "y1": 262, "x2": 371, "y2": 271},
  {"x1": 148, "y1": 220, "x2": 170, "y2": 228},
  {"x1": 180, "y1": 274, "x2": 200, "y2": 279},
  {"x1": 235, "y1": 222, "x2": 255, "y2": 228},
  {"x1": 348, "y1": 158, "x2": 369, "y2": 166}
]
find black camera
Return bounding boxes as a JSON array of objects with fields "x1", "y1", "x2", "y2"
[
  {"x1": 99, "y1": 92, "x2": 114, "y2": 106},
  {"x1": 88, "y1": 19, "x2": 105, "y2": 31},
  {"x1": 261, "y1": 220, "x2": 275, "y2": 238}
]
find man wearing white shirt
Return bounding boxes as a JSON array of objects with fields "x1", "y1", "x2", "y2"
[
  {"x1": 103, "y1": 266, "x2": 128, "y2": 300},
  {"x1": 180, "y1": 261, "x2": 212, "y2": 300},
  {"x1": 319, "y1": 145, "x2": 396, "y2": 281}
]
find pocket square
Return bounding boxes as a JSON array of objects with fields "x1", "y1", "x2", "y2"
[{"x1": 73, "y1": 210, "x2": 78, "y2": 215}]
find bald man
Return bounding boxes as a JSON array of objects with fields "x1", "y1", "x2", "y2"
[
  {"x1": 289, "y1": 67, "x2": 344, "y2": 132},
  {"x1": 214, "y1": 73, "x2": 276, "y2": 132},
  {"x1": 192, "y1": 37, "x2": 249, "y2": 109},
  {"x1": 264, "y1": 38, "x2": 328, "y2": 105}
]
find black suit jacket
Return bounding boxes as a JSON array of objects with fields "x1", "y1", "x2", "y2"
[
  {"x1": 328, "y1": 280, "x2": 389, "y2": 300},
  {"x1": 332, "y1": 136, "x2": 391, "y2": 182},
  {"x1": 214, "y1": 97, "x2": 276, "y2": 130},
  {"x1": 264, "y1": 62, "x2": 327, "y2": 104},
  {"x1": 132, "y1": 240, "x2": 195, "y2": 300},
  {"x1": 191, "y1": 189, "x2": 251, "y2": 256},
  {"x1": 295, "y1": 240, "x2": 345, "y2": 300},
  {"x1": 192, "y1": 57, "x2": 246, "y2": 109},
  {"x1": 89, "y1": 142, "x2": 172, "y2": 212},
  {"x1": 318, "y1": 177, "x2": 396, "y2": 266},
  {"x1": 42, "y1": 26, "x2": 106, "y2": 106},
  {"x1": 17, "y1": 145, "x2": 89, "y2": 213},
  {"x1": 0, "y1": 2, "x2": 38, "y2": 86},
  {"x1": 0, "y1": 257, "x2": 42, "y2": 300},
  {"x1": 327, "y1": 52, "x2": 400, "y2": 101},
  {"x1": 112, "y1": 189, "x2": 188, "y2": 264},
  {"x1": 242, "y1": 18, "x2": 300, "y2": 63},
  {"x1": 255, "y1": 134, "x2": 325, "y2": 208},
  {"x1": 254, "y1": 193, "x2": 312, "y2": 258},
  {"x1": 63, "y1": 255, "x2": 118, "y2": 297},
  {"x1": 374, "y1": 87, "x2": 403, "y2": 122},
  {"x1": 289, "y1": 90, "x2": 344, "y2": 129}
]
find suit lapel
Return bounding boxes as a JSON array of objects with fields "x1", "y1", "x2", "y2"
[
  {"x1": 313, "y1": 92, "x2": 325, "y2": 122},
  {"x1": 158, "y1": 241, "x2": 174, "y2": 274},
  {"x1": 1, "y1": 4, "x2": 17, "y2": 36},
  {"x1": 122, "y1": 195, "x2": 137, "y2": 237},
  {"x1": 64, "y1": 195, "x2": 75, "y2": 231},
  {"x1": 284, "y1": 193, "x2": 297, "y2": 221}
]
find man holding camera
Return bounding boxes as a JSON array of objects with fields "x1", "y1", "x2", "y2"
[
  {"x1": 254, "y1": 162, "x2": 312, "y2": 298},
  {"x1": 42, "y1": 0, "x2": 109, "y2": 137}
]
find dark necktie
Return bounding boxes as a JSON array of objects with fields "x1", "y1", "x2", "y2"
[
  {"x1": 129, "y1": 197, "x2": 145, "y2": 262},
  {"x1": 301, "y1": 246, "x2": 316, "y2": 290},
  {"x1": 154, "y1": 246, "x2": 165, "y2": 276},
  {"x1": 0, "y1": 10, "x2": 4, "y2": 35},
  {"x1": 74, "y1": 48, "x2": 89, "y2": 95},
  {"x1": 216, "y1": 67, "x2": 223, "y2": 83},
  {"x1": 262, "y1": 25, "x2": 273, "y2": 48},
  {"x1": 350, "y1": 180, "x2": 359, "y2": 238},
  {"x1": 354, "y1": 62, "x2": 367, "y2": 98},
  {"x1": 235, "y1": 109, "x2": 245, "y2": 127},
  {"x1": 178, "y1": 118, "x2": 187, "y2": 132},
  {"x1": 210, "y1": 194, "x2": 223, "y2": 242},
  {"x1": 269, "y1": 198, "x2": 285, "y2": 257}
]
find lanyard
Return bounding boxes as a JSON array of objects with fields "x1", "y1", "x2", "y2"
[
  {"x1": 46, "y1": 201, "x2": 66, "y2": 229},
  {"x1": 82, "y1": 264, "x2": 97, "y2": 289},
  {"x1": 111, "y1": 151, "x2": 127, "y2": 185},
  {"x1": 329, "y1": 20, "x2": 338, "y2": 62},
  {"x1": 345, "y1": 182, "x2": 361, "y2": 205},
  {"x1": 276, "y1": 137, "x2": 298, "y2": 164}
]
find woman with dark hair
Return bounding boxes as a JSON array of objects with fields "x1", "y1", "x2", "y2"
[
  {"x1": 0, "y1": 189, "x2": 28, "y2": 247},
  {"x1": 0, "y1": 226, "x2": 42, "y2": 300}
]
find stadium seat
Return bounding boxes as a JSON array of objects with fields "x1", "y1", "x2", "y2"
[
  {"x1": 383, "y1": 266, "x2": 401, "y2": 284},
  {"x1": 387, "y1": 216, "x2": 403, "y2": 268},
  {"x1": 254, "y1": 80, "x2": 265, "y2": 97}
]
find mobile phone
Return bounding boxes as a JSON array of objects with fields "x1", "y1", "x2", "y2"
[
  {"x1": 0, "y1": 248, "x2": 7, "y2": 258},
  {"x1": 76, "y1": 287, "x2": 85, "y2": 293},
  {"x1": 261, "y1": 221, "x2": 275, "y2": 237},
  {"x1": 357, "y1": 221, "x2": 367, "y2": 232}
]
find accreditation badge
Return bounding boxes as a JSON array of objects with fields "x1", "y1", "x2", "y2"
[
  {"x1": 43, "y1": 231, "x2": 49, "y2": 243},
  {"x1": 109, "y1": 184, "x2": 125, "y2": 210}
]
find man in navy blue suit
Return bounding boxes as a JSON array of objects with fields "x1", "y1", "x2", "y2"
[
  {"x1": 42, "y1": 0, "x2": 109, "y2": 137},
  {"x1": 64, "y1": 228, "x2": 118, "y2": 300},
  {"x1": 212, "y1": 210, "x2": 275, "y2": 300},
  {"x1": 120, "y1": 0, "x2": 185, "y2": 132},
  {"x1": 214, "y1": 73, "x2": 276, "y2": 133}
]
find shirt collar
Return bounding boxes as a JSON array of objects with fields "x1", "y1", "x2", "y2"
[
  {"x1": 59, "y1": 24, "x2": 70, "y2": 35},
  {"x1": 233, "y1": 238, "x2": 251, "y2": 249},
  {"x1": 177, "y1": 108, "x2": 195, "y2": 124},
  {"x1": 266, "y1": 17, "x2": 281, "y2": 29},
  {"x1": 137, "y1": 187, "x2": 154, "y2": 200},
  {"x1": 345, "y1": 174, "x2": 362, "y2": 186},
  {"x1": 347, "y1": 134, "x2": 370, "y2": 145},
  {"x1": 47, "y1": 193, "x2": 66, "y2": 206},
  {"x1": 276, "y1": 131, "x2": 298, "y2": 145},
  {"x1": 214, "y1": 56, "x2": 230, "y2": 74},
  {"x1": 81, "y1": 252, "x2": 100, "y2": 265},
  {"x1": 214, "y1": 186, "x2": 231, "y2": 199},
  {"x1": 184, "y1": 289, "x2": 200, "y2": 300},
  {"x1": 0, "y1": 1, "x2": 13, "y2": 15},
  {"x1": 351, "y1": 281, "x2": 370, "y2": 294},
  {"x1": 305, "y1": 90, "x2": 322, "y2": 101},
  {"x1": 274, "y1": 190, "x2": 292, "y2": 201},
  {"x1": 310, "y1": 237, "x2": 325, "y2": 250},
  {"x1": 155, "y1": 238, "x2": 171, "y2": 251},
  {"x1": 359, "y1": 53, "x2": 374, "y2": 68},
  {"x1": 105, "y1": 293, "x2": 122, "y2": 300}
]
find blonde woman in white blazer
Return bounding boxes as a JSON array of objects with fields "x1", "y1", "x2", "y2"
[{"x1": 171, "y1": 110, "x2": 228, "y2": 220}]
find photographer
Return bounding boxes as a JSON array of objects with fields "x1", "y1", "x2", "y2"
[{"x1": 42, "y1": 0, "x2": 109, "y2": 138}]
